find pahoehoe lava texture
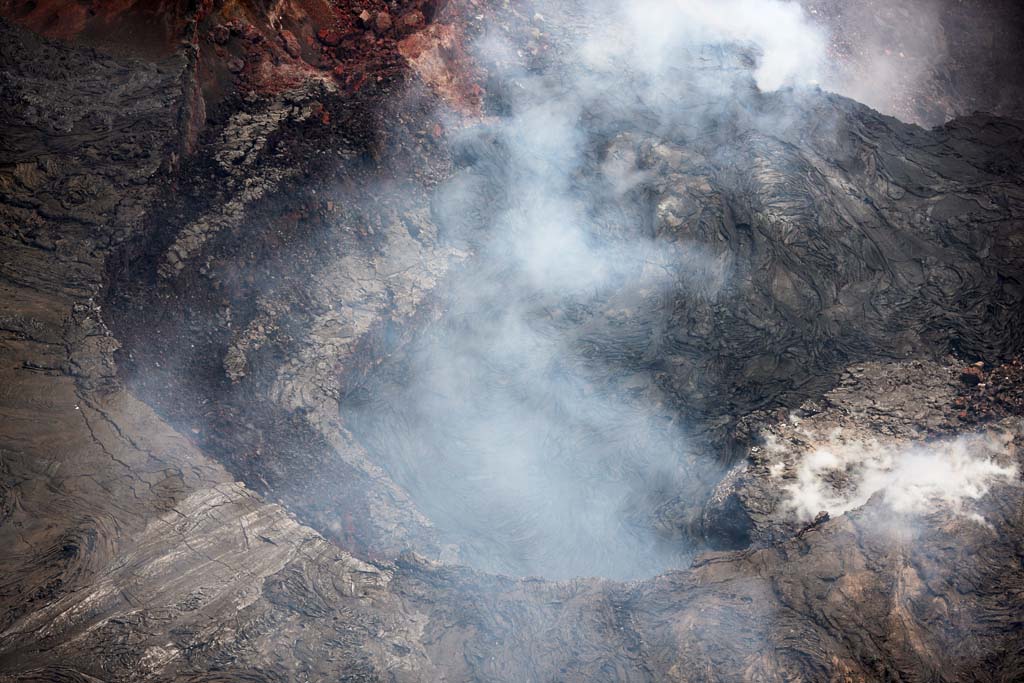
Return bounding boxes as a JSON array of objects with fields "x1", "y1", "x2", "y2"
[{"x1": 1, "y1": 1, "x2": 1024, "y2": 681}]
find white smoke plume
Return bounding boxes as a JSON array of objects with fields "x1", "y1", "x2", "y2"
[
  {"x1": 775, "y1": 429, "x2": 1020, "y2": 522},
  {"x1": 613, "y1": 0, "x2": 829, "y2": 91},
  {"x1": 347, "y1": 0, "x2": 966, "y2": 579},
  {"x1": 598, "y1": 0, "x2": 963, "y2": 125},
  {"x1": 813, "y1": 0, "x2": 947, "y2": 122}
]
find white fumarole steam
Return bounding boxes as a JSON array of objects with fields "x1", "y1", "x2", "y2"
[
  {"x1": 353, "y1": 0, "x2": 961, "y2": 578},
  {"x1": 775, "y1": 429, "x2": 1019, "y2": 522}
]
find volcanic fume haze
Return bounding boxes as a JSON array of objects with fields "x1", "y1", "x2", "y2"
[{"x1": 0, "y1": 0, "x2": 1023, "y2": 681}]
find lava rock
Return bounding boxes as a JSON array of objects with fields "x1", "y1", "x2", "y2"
[
  {"x1": 211, "y1": 24, "x2": 231, "y2": 45},
  {"x1": 317, "y1": 27, "x2": 343, "y2": 47},
  {"x1": 374, "y1": 11, "x2": 393, "y2": 34},
  {"x1": 279, "y1": 30, "x2": 301, "y2": 58},
  {"x1": 961, "y1": 366, "x2": 985, "y2": 386},
  {"x1": 401, "y1": 10, "x2": 426, "y2": 32}
]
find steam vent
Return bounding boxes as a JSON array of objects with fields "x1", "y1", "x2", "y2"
[{"x1": 3, "y1": 0, "x2": 1024, "y2": 680}]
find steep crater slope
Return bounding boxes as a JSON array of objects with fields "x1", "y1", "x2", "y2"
[{"x1": 98, "y1": 4, "x2": 1024, "y2": 580}]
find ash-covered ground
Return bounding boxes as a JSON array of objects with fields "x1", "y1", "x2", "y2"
[{"x1": 1, "y1": 1, "x2": 1023, "y2": 681}]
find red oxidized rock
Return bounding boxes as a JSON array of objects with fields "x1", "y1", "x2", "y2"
[
  {"x1": 401, "y1": 10, "x2": 426, "y2": 31},
  {"x1": 317, "y1": 27, "x2": 343, "y2": 46},
  {"x1": 316, "y1": 52, "x2": 337, "y2": 70},
  {"x1": 398, "y1": 23, "x2": 484, "y2": 115},
  {"x1": 374, "y1": 11, "x2": 393, "y2": 34},
  {"x1": 242, "y1": 23, "x2": 261, "y2": 43},
  {"x1": 279, "y1": 30, "x2": 301, "y2": 58}
]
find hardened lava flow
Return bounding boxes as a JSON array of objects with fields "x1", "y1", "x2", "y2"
[{"x1": 1, "y1": 1, "x2": 1024, "y2": 681}]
